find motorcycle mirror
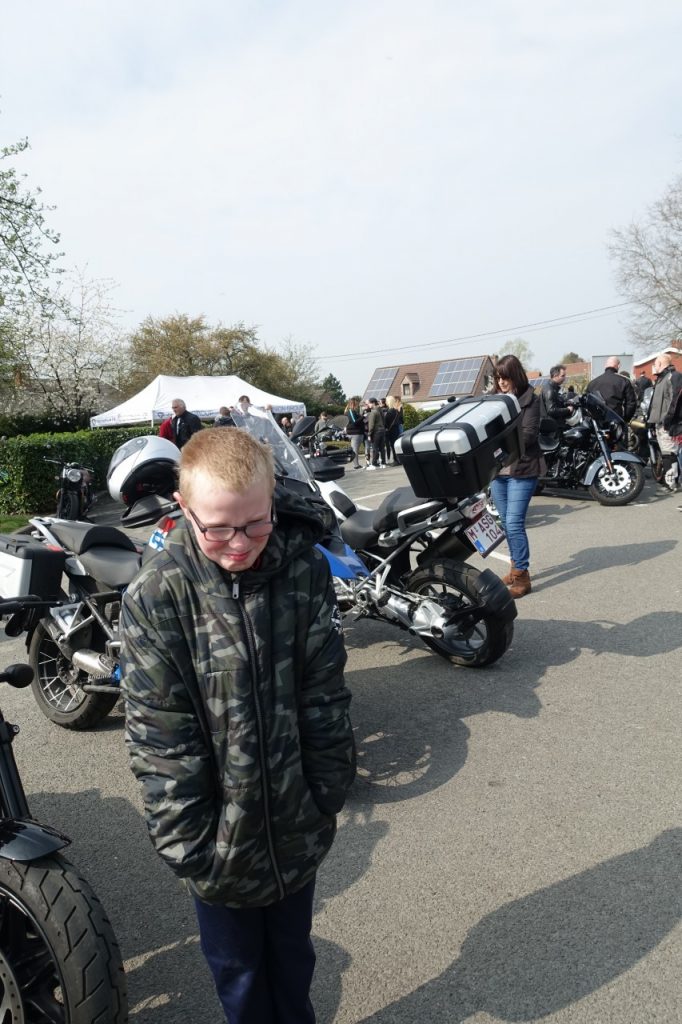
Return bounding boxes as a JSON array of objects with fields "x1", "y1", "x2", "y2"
[{"x1": 0, "y1": 663, "x2": 34, "y2": 688}]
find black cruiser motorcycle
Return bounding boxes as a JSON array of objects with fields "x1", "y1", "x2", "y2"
[
  {"x1": 537, "y1": 391, "x2": 646, "y2": 506},
  {"x1": 0, "y1": 597, "x2": 127, "y2": 1021}
]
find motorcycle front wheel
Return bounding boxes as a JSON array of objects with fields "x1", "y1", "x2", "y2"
[
  {"x1": 57, "y1": 491, "x2": 79, "y2": 521},
  {"x1": 588, "y1": 461, "x2": 645, "y2": 506},
  {"x1": 406, "y1": 562, "x2": 513, "y2": 667},
  {"x1": 29, "y1": 625, "x2": 119, "y2": 730},
  {"x1": 0, "y1": 855, "x2": 127, "y2": 1023}
]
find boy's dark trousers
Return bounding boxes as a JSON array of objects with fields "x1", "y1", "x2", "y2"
[{"x1": 194, "y1": 879, "x2": 316, "y2": 1023}]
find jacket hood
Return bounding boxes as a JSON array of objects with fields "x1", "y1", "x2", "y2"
[{"x1": 156, "y1": 484, "x2": 328, "y2": 594}]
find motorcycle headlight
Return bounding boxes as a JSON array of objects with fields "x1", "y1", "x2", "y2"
[{"x1": 66, "y1": 468, "x2": 83, "y2": 483}]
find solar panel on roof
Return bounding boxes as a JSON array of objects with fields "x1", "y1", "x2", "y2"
[
  {"x1": 430, "y1": 356, "x2": 484, "y2": 397},
  {"x1": 362, "y1": 366, "x2": 399, "y2": 401}
]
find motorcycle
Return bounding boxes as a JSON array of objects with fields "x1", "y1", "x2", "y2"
[
  {"x1": 232, "y1": 409, "x2": 517, "y2": 668},
  {"x1": 3, "y1": 409, "x2": 517, "y2": 731},
  {"x1": 2, "y1": 519, "x2": 143, "y2": 729},
  {"x1": 0, "y1": 596, "x2": 128, "y2": 1020},
  {"x1": 0, "y1": 437, "x2": 181, "y2": 730},
  {"x1": 290, "y1": 415, "x2": 353, "y2": 480},
  {"x1": 46, "y1": 457, "x2": 96, "y2": 521},
  {"x1": 627, "y1": 388, "x2": 665, "y2": 483},
  {"x1": 537, "y1": 392, "x2": 646, "y2": 505}
]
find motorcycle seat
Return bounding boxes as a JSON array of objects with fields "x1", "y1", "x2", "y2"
[
  {"x1": 340, "y1": 510, "x2": 380, "y2": 550},
  {"x1": 339, "y1": 486, "x2": 438, "y2": 550},
  {"x1": 373, "y1": 486, "x2": 434, "y2": 532},
  {"x1": 49, "y1": 521, "x2": 139, "y2": 555},
  {"x1": 539, "y1": 434, "x2": 560, "y2": 453},
  {"x1": 77, "y1": 548, "x2": 142, "y2": 589}
]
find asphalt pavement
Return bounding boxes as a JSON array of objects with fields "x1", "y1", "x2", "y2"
[{"x1": 2, "y1": 465, "x2": 680, "y2": 1022}]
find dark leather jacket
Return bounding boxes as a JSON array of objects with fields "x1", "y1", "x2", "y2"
[
  {"x1": 500, "y1": 386, "x2": 544, "y2": 478},
  {"x1": 540, "y1": 380, "x2": 573, "y2": 422},
  {"x1": 585, "y1": 367, "x2": 636, "y2": 421}
]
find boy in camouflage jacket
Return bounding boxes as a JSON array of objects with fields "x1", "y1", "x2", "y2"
[{"x1": 120, "y1": 427, "x2": 355, "y2": 1023}]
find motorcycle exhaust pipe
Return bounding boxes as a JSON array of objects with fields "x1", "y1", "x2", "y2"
[{"x1": 71, "y1": 650, "x2": 115, "y2": 679}]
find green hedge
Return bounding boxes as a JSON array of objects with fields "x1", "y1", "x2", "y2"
[
  {"x1": 402, "y1": 403, "x2": 434, "y2": 430},
  {"x1": 0, "y1": 426, "x2": 156, "y2": 515}
]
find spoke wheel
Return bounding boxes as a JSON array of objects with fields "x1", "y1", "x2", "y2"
[
  {"x1": 29, "y1": 626, "x2": 118, "y2": 730},
  {"x1": 0, "y1": 857, "x2": 127, "y2": 1024},
  {"x1": 406, "y1": 561, "x2": 513, "y2": 667}
]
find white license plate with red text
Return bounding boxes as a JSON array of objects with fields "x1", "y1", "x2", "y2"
[{"x1": 464, "y1": 511, "x2": 505, "y2": 557}]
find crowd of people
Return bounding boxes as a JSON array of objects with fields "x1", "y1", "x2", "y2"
[{"x1": 494, "y1": 351, "x2": 682, "y2": 603}]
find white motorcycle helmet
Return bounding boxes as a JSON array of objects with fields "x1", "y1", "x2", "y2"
[{"x1": 107, "y1": 436, "x2": 180, "y2": 506}]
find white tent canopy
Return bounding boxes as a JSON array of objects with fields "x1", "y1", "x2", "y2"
[{"x1": 90, "y1": 374, "x2": 306, "y2": 427}]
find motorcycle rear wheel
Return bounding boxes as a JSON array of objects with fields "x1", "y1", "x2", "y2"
[
  {"x1": 29, "y1": 625, "x2": 119, "y2": 730},
  {"x1": 406, "y1": 562, "x2": 513, "y2": 667},
  {"x1": 0, "y1": 855, "x2": 127, "y2": 1023},
  {"x1": 588, "y1": 461, "x2": 645, "y2": 506}
]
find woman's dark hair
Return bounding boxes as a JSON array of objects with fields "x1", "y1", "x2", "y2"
[{"x1": 494, "y1": 354, "x2": 529, "y2": 397}]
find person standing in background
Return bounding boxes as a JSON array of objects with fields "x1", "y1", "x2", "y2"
[
  {"x1": 344, "y1": 398, "x2": 365, "y2": 469},
  {"x1": 490, "y1": 354, "x2": 543, "y2": 599},
  {"x1": 171, "y1": 398, "x2": 203, "y2": 449}
]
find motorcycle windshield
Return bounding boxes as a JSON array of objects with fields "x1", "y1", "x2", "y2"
[
  {"x1": 583, "y1": 390, "x2": 623, "y2": 427},
  {"x1": 230, "y1": 409, "x2": 317, "y2": 488}
]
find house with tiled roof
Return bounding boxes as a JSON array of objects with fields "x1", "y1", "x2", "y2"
[
  {"x1": 361, "y1": 355, "x2": 496, "y2": 409},
  {"x1": 633, "y1": 341, "x2": 682, "y2": 379}
]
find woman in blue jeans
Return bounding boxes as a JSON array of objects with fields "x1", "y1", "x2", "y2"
[{"x1": 489, "y1": 354, "x2": 543, "y2": 598}]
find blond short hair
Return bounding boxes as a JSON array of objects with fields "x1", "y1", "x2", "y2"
[{"x1": 179, "y1": 428, "x2": 275, "y2": 501}]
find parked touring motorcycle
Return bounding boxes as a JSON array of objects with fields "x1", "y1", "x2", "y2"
[
  {"x1": 0, "y1": 438, "x2": 181, "y2": 729},
  {"x1": 232, "y1": 408, "x2": 517, "y2": 668},
  {"x1": 537, "y1": 392, "x2": 646, "y2": 505},
  {"x1": 1, "y1": 405, "x2": 518, "y2": 729},
  {"x1": 0, "y1": 596, "x2": 127, "y2": 1020}
]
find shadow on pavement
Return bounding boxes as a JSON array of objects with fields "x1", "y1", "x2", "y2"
[
  {"x1": 359, "y1": 829, "x2": 682, "y2": 1022},
  {"x1": 533, "y1": 540, "x2": 677, "y2": 592}
]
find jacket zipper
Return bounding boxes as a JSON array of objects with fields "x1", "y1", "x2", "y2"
[{"x1": 231, "y1": 575, "x2": 285, "y2": 899}]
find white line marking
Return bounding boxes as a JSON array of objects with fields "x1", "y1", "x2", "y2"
[
  {"x1": 355, "y1": 489, "x2": 396, "y2": 500},
  {"x1": 487, "y1": 550, "x2": 510, "y2": 563}
]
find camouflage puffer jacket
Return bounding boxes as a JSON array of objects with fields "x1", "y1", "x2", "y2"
[{"x1": 120, "y1": 489, "x2": 355, "y2": 907}]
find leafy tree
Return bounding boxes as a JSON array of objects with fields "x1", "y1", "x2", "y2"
[
  {"x1": 0, "y1": 137, "x2": 62, "y2": 319},
  {"x1": 610, "y1": 171, "x2": 682, "y2": 347},
  {"x1": 561, "y1": 351, "x2": 584, "y2": 364},
  {"x1": 320, "y1": 373, "x2": 346, "y2": 405},
  {"x1": 496, "y1": 338, "x2": 534, "y2": 367},
  {"x1": 10, "y1": 270, "x2": 126, "y2": 421},
  {"x1": 123, "y1": 315, "x2": 260, "y2": 393},
  {"x1": 124, "y1": 317, "x2": 323, "y2": 409}
]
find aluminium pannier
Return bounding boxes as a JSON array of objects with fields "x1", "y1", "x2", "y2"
[{"x1": 395, "y1": 394, "x2": 523, "y2": 498}]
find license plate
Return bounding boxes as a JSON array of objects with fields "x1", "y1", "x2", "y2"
[{"x1": 464, "y1": 511, "x2": 505, "y2": 557}]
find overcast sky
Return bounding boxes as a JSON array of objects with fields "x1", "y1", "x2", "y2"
[{"x1": 2, "y1": 0, "x2": 681, "y2": 396}]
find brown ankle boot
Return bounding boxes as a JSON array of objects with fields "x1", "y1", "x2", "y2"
[
  {"x1": 508, "y1": 569, "x2": 531, "y2": 598},
  {"x1": 501, "y1": 560, "x2": 515, "y2": 585}
]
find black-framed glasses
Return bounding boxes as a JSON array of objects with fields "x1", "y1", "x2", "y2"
[{"x1": 187, "y1": 504, "x2": 277, "y2": 542}]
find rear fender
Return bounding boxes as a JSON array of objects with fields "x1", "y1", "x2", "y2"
[{"x1": 416, "y1": 529, "x2": 474, "y2": 564}]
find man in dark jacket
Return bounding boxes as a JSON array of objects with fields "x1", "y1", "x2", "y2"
[
  {"x1": 586, "y1": 357, "x2": 637, "y2": 421},
  {"x1": 635, "y1": 370, "x2": 653, "y2": 401},
  {"x1": 366, "y1": 398, "x2": 386, "y2": 468},
  {"x1": 171, "y1": 398, "x2": 203, "y2": 448},
  {"x1": 649, "y1": 354, "x2": 682, "y2": 491},
  {"x1": 539, "y1": 365, "x2": 576, "y2": 430},
  {"x1": 120, "y1": 428, "x2": 355, "y2": 1023}
]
